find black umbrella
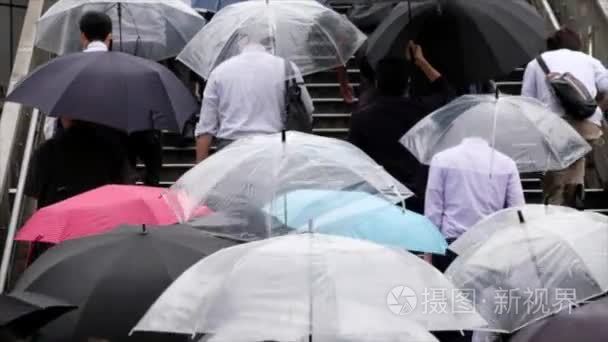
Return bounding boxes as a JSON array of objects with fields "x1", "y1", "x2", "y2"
[
  {"x1": 12, "y1": 224, "x2": 239, "y2": 342},
  {"x1": 366, "y1": 0, "x2": 547, "y2": 84},
  {"x1": 509, "y1": 296, "x2": 608, "y2": 342},
  {"x1": 6, "y1": 51, "x2": 198, "y2": 133},
  {"x1": 0, "y1": 292, "x2": 76, "y2": 337}
]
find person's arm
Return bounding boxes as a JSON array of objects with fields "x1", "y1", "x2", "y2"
[
  {"x1": 521, "y1": 61, "x2": 538, "y2": 99},
  {"x1": 407, "y1": 42, "x2": 456, "y2": 112},
  {"x1": 408, "y1": 42, "x2": 441, "y2": 82},
  {"x1": 336, "y1": 65, "x2": 354, "y2": 104},
  {"x1": 196, "y1": 134, "x2": 213, "y2": 162},
  {"x1": 424, "y1": 161, "x2": 445, "y2": 230},
  {"x1": 591, "y1": 57, "x2": 608, "y2": 94},
  {"x1": 505, "y1": 166, "x2": 526, "y2": 208},
  {"x1": 195, "y1": 76, "x2": 220, "y2": 163}
]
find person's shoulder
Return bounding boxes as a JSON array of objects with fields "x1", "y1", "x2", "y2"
[{"x1": 493, "y1": 151, "x2": 519, "y2": 171}]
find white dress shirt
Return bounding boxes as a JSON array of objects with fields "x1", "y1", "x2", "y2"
[
  {"x1": 522, "y1": 49, "x2": 608, "y2": 126},
  {"x1": 83, "y1": 41, "x2": 109, "y2": 52},
  {"x1": 44, "y1": 41, "x2": 109, "y2": 139},
  {"x1": 425, "y1": 138, "x2": 526, "y2": 239},
  {"x1": 195, "y1": 44, "x2": 314, "y2": 140}
]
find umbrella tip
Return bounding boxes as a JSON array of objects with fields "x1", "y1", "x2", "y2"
[
  {"x1": 495, "y1": 87, "x2": 500, "y2": 100},
  {"x1": 517, "y1": 210, "x2": 525, "y2": 224},
  {"x1": 281, "y1": 130, "x2": 286, "y2": 143},
  {"x1": 141, "y1": 224, "x2": 148, "y2": 235}
]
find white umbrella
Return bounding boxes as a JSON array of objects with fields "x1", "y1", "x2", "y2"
[
  {"x1": 446, "y1": 211, "x2": 608, "y2": 333},
  {"x1": 400, "y1": 95, "x2": 592, "y2": 172},
  {"x1": 177, "y1": 0, "x2": 366, "y2": 79},
  {"x1": 36, "y1": 0, "x2": 206, "y2": 61},
  {"x1": 133, "y1": 233, "x2": 486, "y2": 340},
  {"x1": 449, "y1": 204, "x2": 577, "y2": 255},
  {"x1": 166, "y1": 131, "x2": 413, "y2": 240}
]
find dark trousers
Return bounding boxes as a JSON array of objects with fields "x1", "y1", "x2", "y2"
[
  {"x1": 128, "y1": 130, "x2": 162, "y2": 186},
  {"x1": 432, "y1": 243, "x2": 458, "y2": 273}
]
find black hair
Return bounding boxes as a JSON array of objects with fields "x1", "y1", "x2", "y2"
[
  {"x1": 548, "y1": 28, "x2": 582, "y2": 51},
  {"x1": 79, "y1": 11, "x2": 112, "y2": 42},
  {"x1": 376, "y1": 58, "x2": 409, "y2": 96}
]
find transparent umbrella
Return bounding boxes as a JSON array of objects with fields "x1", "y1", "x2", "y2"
[
  {"x1": 449, "y1": 204, "x2": 577, "y2": 255},
  {"x1": 36, "y1": 0, "x2": 206, "y2": 61},
  {"x1": 177, "y1": 0, "x2": 366, "y2": 79},
  {"x1": 133, "y1": 233, "x2": 487, "y2": 340},
  {"x1": 446, "y1": 211, "x2": 608, "y2": 333},
  {"x1": 166, "y1": 131, "x2": 412, "y2": 240},
  {"x1": 400, "y1": 95, "x2": 592, "y2": 172}
]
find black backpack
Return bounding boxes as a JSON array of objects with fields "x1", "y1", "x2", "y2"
[{"x1": 536, "y1": 55, "x2": 598, "y2": 120}]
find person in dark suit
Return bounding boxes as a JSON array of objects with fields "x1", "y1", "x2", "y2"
[
  {"x1": 25, "y1": 119, "x2": 131, "y2": 263},
  {"x1": 348, "y1": 42, "x2": 456, "y2": 214}
]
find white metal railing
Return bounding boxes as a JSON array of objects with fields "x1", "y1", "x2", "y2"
[{"x1": 0, "y1": 0, "x2": 50, "y2": 291}]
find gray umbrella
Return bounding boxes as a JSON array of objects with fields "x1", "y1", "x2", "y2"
[
  {"x1": 366, "y1": 0, "x2": 546, "y2": 84},
  {"x1": 0, "y1": 292, "x2": 76, "y2": 338},
  {"x1": 510, "y1": 296, "x2": 608, "y2": 342},
  {"x1": 6, "y1": 51, "x2": 198, "y2": 133},
  {"x1": 12, "y1": 224, "x2": 239, "y2": 342}
]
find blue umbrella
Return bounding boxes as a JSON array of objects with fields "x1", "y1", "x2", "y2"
[{"x1": 266, "y1": 189, "x2": 447, "y2": 254}]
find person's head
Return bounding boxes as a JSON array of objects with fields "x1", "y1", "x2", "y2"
[
  {"x1": 376, "y1": 58, "x2": 409, "y2": 96},
  {"x1": 79, "y1": 11, "x2": 112, "y2": 49},
  {"x1": 547, "y1": 28, "x2": 582, "y2": 51}
]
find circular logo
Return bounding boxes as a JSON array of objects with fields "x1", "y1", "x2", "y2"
[{"x1": 387, "y1": 285, "x2": 418, "y2": 315}]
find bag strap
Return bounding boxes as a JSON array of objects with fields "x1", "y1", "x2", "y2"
[
  {"x1": 536, "y1": 55, "x2": 551, "y2": 75},
  {"x1": 283, "y1": 60, "x2": 292, "y2": 128}
]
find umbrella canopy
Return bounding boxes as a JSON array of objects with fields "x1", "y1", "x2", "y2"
[
  {"x1": 6, "y1": 51, "x2": 198, "y2": 133},
  {"x1": 400, "y1": 95, "x2": 592, "y2": 172},
  {"x1": 16, "y1": 185, "x2": 211, "y2": 244},
  {"x1": 366, "y1": 0, "x2": 546, "y2": 84},
  {"x1": 165, "y1": 131, "x2": 413, "y2": 238},
  {"x1": 36, "y1": 0, "x2": 206, "y2": 61},
  {"x1": 12, "y1": 225, "x2": 239, "y2": 342},
  {"x1": 449, "y1": 204, "x2": 577, "y2": 255},
  {"x1": 133, "y1": 233, "x2": 486, "y2": 339},
  {"x1": 265, "y1": 189, "x2": 447, "y2": 254},
  {"x1": 0, "y1": 292, "x2": 76, "y2": 337},
  {"x1": 510, "y1": 296, "x2": 608, "y2": 342},
  {"x1": 446, "y1": 211, "x2": 608, "y2": 333},
  {"x1": 177, "y1": 0, "x2": 366, "y2": 79}
]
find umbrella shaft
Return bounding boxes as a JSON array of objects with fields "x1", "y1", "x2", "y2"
[{"x1": 117, "y1": 2, "x2": 123, "y2": 51}]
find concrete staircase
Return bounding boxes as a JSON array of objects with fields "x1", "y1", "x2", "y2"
[{"x1": 151, "y1": 53, "x2": 608, "y2": 214}]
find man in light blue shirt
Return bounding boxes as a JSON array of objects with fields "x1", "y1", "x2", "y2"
[
  {"x1": 195, "y1": 43, "x2": 313, "y2": 162},
  {"x1": 425, "y1": 137, "x2": 525, "y2": 271}
]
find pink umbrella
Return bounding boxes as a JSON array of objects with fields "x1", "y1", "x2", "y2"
[{"x1": 16, "y1": 185, "x2": 211, "y2": 243}]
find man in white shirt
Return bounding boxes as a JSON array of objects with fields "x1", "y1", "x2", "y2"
[
  {"x1": 425, "y1": 137, "x2": 525, "y2": 272},
  {"x1": 195, "y1": 42, "x2": 314, "y2": 162},
  {"x1": 522, "y1": 28, "x2": 608, "y2": 207},
  {"x1": 44, "y1": 11, "x2": 113, "y2": 139}
]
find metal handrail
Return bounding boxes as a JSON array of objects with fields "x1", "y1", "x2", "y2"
[
  {"x1": 538, "y1": 0, "x2": 561, "y2": 30},
  {"x1": 0, "y1": 0, "x2": 48, "y2": 291},
  {"x1": 0, "y1": 109, "x2": 40, "y2": 292}
]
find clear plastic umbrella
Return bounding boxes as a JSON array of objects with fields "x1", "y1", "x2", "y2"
[
  {"x1": 133, "y1": 233, "x2": 487, "y2": 340},
  {"x1": 400, "y1": 95, "x2": 592, "y2": 173},
  {"x1": 449, "y1": 204, "x2": 577, "y2": 255},
  {"x1": 36, "y1": 0, "x2": 206, "y2": 61},
  {"x1": 177, "y1": 0, "x2": 367, "y2": 79},
  {"x1": 446, "y1": 211, "x2": 608, "y2": 333},
  {"x1": 166, "y1": 131, "x2": 413, "y2": 240}
]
